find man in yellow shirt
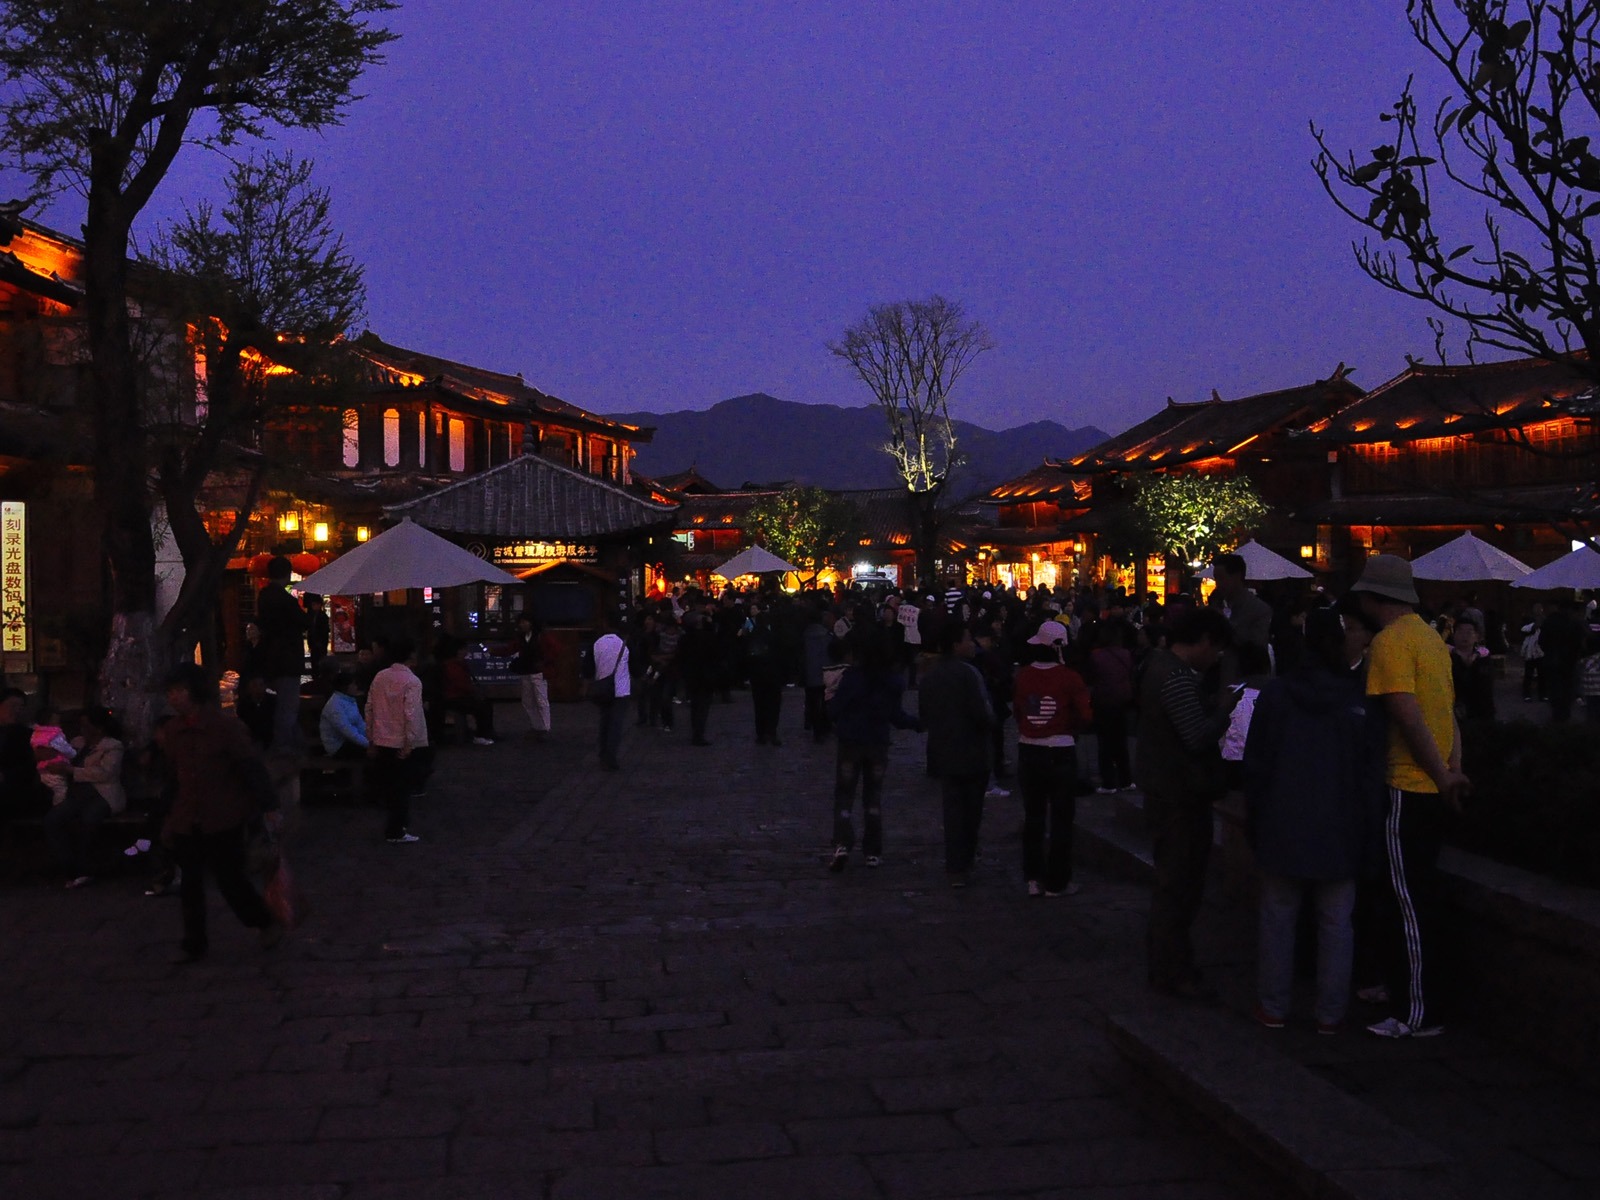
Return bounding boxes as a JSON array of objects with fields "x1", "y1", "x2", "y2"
[{"x1": 1352, "y1": 555, "x2": 1469, "y2": 1039}]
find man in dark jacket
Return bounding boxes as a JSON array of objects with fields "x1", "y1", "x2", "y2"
[
  {"x1": 918, "y1": 623, "x2": 996, "y2": 886},
  {"x1": 255, "y1": 555, "x2": 309, "y2": 753},
  {"x1": 1134, "y1": 606, "x2": 1237, "y2": 998}
]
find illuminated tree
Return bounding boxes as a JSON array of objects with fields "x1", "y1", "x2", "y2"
[
  {"x1": 1131, "y1": 474, "x2": 1269, "y2": 568},
  {"x1": 0, "y1": 0, "x2": 395, "y2": 716},
  {"x1": 829, "y1": 296, "x2": 992, "y2": 586},
  {"x1": 743, "y1": 487, "x2": 862, "y2": 586}
]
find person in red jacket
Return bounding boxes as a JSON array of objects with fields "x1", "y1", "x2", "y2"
[{"x1": 1012, "y1": 620, "x2": 1093, "y2": 897}]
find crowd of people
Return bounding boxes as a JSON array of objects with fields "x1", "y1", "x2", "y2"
[{"x1": 2, "y1": 546, "x2": 1596, "y2": 1014}]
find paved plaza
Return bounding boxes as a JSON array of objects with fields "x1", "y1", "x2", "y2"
[{"x1": 2, "y1": 687, "x2": 1596, "y2": 1198}]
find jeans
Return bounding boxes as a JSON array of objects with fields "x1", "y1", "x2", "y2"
[
  {"x1": 833, "y1": 743, "x2": 887, "y2": 856},
  {"x1": 170, "y1": 825, "x2": 273, "y2": 955},
  {"x1": 43, "y1": 786, "x2": 111, "y2": 877},
  {"x1": 940, "y1": 772, "x2": 988, "y2": 875},
  {"x1": 269, "y1": 675, "x2": 302, "y2": 753},
  {"x1": 1257, "y1": 873, "x2": 1356, "y2": 1026},
  {"x1": 1017, "y1": 743, "x2": 1077, "y2": 892},
  {"x1": 650, "y1": 671, "x2": 677, "y2": 730},
  {"x1": 520, "y1": 673, "x2": 550, "y2": 732},
  {"x1": 1095, "y1": 705, "x2": 1131, "y2": 789},
  {"x1": 597, "y1": 698, "x2": 626, "y2": 768},
  {"x1": 1146, "y1": 788, "x2": 1217, "y2": 989}
]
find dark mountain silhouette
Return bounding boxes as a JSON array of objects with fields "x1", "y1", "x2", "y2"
[{"x1": 608, "y1": 393, "x2": 1107, "y2": 495}]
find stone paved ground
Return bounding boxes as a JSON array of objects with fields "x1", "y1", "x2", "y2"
[{"x1": 2, "y1": 692, "x2": 1280, "y2": 1200}]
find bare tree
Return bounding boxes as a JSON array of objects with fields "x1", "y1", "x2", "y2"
[{"x1": 829, "y1": 296, "x2": 993, "y2": 585}]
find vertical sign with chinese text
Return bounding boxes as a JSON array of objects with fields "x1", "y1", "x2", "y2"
[{"x1": 1, "y1": 501, "x2": 26, "y2": 652}]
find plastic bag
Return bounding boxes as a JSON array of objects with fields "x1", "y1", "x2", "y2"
[{"x1": 264, "y1": 858, "x2": 308, "y2": 930}]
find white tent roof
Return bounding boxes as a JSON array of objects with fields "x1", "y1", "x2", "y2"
[
  {"x1": 1410, "y1": 531, "x2": 1532, "y2": 582},
  {"x1": 1198, "y1": 540, "x2": 1313, "y2": 581},
  {"x1": 1511, "y1": 544, "x2": 1600, "y2": 590},
  {"x1": 712, "y1": 544, "x2": 798, "y2": 578},
  {"x1": 295, "y1": 518, "x2": 522, "y2": 595}
]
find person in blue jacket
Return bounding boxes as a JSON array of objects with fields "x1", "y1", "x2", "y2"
[
  {"x1": 1243, "y1": 608, "x2": 1385, "y2": 1034},
  {"x1": 319, "y1": 671, "x2": 370, "y2": 758}
]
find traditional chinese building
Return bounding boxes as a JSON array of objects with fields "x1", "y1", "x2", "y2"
[
  {"x1": 1292, "y1": 355, "x2": 1600, "y2": 579},
  {"x1": 979, "y1": 371, "x2": 1364, "y2": 593}
]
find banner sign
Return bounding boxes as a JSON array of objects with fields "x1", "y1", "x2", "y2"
[{"x1": 1, "y1": 501, "x2": 25, "y2": 652}]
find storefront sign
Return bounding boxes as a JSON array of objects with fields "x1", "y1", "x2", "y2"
[
  {"x1": 489, "y1": 541, "x2": 599, "y2": 566},
  {"x1": 1, "y1": 501, "x2": 25, "y2": 652}
]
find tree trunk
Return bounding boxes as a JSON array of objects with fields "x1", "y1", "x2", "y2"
[{"x1": 85, "y1": 172, "x2": 160, "y2": 738}]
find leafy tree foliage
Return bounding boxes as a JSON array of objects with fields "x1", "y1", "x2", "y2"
[
  {"x1": 0, "y1": 0, "x2": 394, "y2": 710},
  {"x1": 742, "y1": 486, "x2": 862, "y2": 585},
  {"x1": 829, "y1": 296, "x2": 992, "y2": 584},
  {"x1": 1313, "y1": 0, "x2": 1600, "y2": 372},
  {"x1": 1130, "y1": 474, "x2": 1269, "y2": 568},
  {"x1": 142, "y1": 151, "x2": 366, "y2": 663}
]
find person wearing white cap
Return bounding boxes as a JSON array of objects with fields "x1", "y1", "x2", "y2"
[
  {"x1": 1350, "y1": 554, "x2": 1468, "y2": 1040},
  {"x1": 1012, "y1": 619, "x2": 1093, "y2": 897}
]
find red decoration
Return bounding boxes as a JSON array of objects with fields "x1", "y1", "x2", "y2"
[
  {"x1": 290, "y1": 551, "x2": 322, "y2": 577},
  {"x1": 247, "y1": 553, "x2": 274, "y2": 578}
]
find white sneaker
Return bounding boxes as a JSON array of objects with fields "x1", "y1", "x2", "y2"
[
  {"x1": 985, "y1": 785, "x2": 1010, "y2": 798},
  {"x1": 1094, "y1": 786, "x2": 1116, "y2": 795},
  {"x1": 387, "y1": 832, "x2": 421, "y2": 844},
  {"x1": 472, "y1": 736, "x2": 495, "y2": 746},
  {"x1": 1366, "y1": 1016, "x2": 1444, "y2": 1039}
]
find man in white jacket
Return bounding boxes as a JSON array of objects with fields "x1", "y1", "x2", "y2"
[{"x1": 591, "y1": 613, "x2": 630, "y2": 771}]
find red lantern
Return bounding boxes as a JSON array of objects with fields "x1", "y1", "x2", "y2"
[
  {"x1": 247, "y1": 553, "x2": 274, "y2": 578},
  {"x1": 290, "y1": 551, "x2": 322, "y2": 577}
]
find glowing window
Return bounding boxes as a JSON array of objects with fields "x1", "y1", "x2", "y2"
[
  {"x1": 448, "y1": 418, "x2": 467, "y2": 472},
  {"x1": 416, "y1": 413, "x2": 427, "y2": 465},
  {"x1": 341, "y1": 409, "x2": 359, "y2": 467},
  {"x1": 383, "y1": 408, "x2": 400, "y2": 467}
]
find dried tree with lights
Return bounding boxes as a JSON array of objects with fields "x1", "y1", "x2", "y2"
[{"x1": 829, "y1": 295, "x2": 993, "y2": 587}]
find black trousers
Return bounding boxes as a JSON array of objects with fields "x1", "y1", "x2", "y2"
[
  {"x1": 1145, "y1": 788, "x2": 1217, "y2": 989},
  {"x1": 1095, "y1": 705, "x2": 1131, "y2": 789},
  {"x1": 171, "y1": 825, "x2": 272, "y2": 955},
  {"x1": 939, "y1": 771, "x2": 988, "y2": 875},
  {"x1": 803, "y1": 685, "x2": 831, "y2": 740},
  {"x1": 1376, "y1": 788, "x2": 1448, "y2": 1029},
  {"x1": 1018, "y1": 744, "x2": 1077, "y2": 891},
  {"x1": 750, "y1": 674, "x2": 783, "y2": 742},
  {"x1": 687, "y1": 685, "x2": 713, "y2": 743},
  {"x1": 370, "y1": 747, "x2": 417, "y2": 838}
]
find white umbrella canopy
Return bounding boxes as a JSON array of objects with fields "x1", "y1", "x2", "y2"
[
  {"x1": 1511, "y1": 543, "x2": 1600, "y2": 590},
  {"x1": 1198, "y1": 540, "x2": 1313, "y2": 581},
  {"x1": 1409, "y1": 531, "x2": 1532, "y2": 582},
  {"x1": 712, "y1": 544, "x2": 798, "y2": 579},
  {"x1": 294, "y1": 518, "x2": 522, "y2": 595}
]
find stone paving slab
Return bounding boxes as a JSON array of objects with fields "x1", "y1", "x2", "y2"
[{"x1": 0, "y1": 691, "x2": 1277, "y2": 1198}]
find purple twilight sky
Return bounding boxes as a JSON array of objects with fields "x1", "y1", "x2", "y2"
[{"x1": 30, "y1": 1, "x2": 1478, "y2": 436}]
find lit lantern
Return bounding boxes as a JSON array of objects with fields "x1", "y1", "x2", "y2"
[
  {"x1": 1300, "y1": 545, "x2": 1315, "y2": 559},
  {"x1": 356, "y1": 526, "x2": 370, "y2": 542},
  {"x1": 312, "y1": 522, "x2": 330, "y2": 543},
  {"x1": 247, "y1": 553, "x2": 274, "y2": 578},
  {"x1": 278, "y1": 510, "x2": 299, "y2": 534},
  {"x1": 290, "y1": 551, "x2": 322, "y2": 576}
]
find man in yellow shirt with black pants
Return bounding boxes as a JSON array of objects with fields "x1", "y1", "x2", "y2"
[{"x1": 1352, "y1": 555, "x2": 1470, "y2": 1039}]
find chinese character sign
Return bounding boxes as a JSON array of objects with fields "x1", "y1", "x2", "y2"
[{"x1": 1, "y1": 501, "x2": 26, "y2": 652}]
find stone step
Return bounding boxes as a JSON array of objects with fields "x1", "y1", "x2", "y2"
[{"x1": 1107, "y1": 1002, "x2": 1459, "y2": 1200}]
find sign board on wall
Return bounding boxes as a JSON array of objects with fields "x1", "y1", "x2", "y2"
[
  {"x1": 1, "y1": 501, "x2": 25, "y2": 652},
  {"x1": 486, "y1": 541, "x2": 599, "y2": 566}
]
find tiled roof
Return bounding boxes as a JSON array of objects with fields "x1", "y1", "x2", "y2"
[
  {"x1": 1293, "y1": 356, "x2": 1593, "y2": 443},
  {"x1": 385, "y1": 454, "x2": 676, "y2": 539},
  {"x1": 1066, "y1": 375, "x2": 1364, "y2": 471},
  {"x1": 346, "y1": 333, "x2": 653, "y2": 442},
  {"x1": 985, "y1": 460, "x2": 1094, "y2": 504}
]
